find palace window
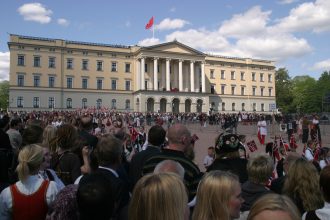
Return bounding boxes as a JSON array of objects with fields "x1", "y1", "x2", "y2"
[
  {"x1": 82, "y1": 78, "x2": 88, "y2": 89},
  {"x1": 17, "y1": 97, "x2": 23, "y2": 108},
  {"x1": 17, "y1": 75, "x2": 24, "y2": 86},
  {"x1": 66, "y1": 98, "x2": 72, "y2": 109},
  {"x1": 17, "y1": 55, "x2": 25, "y2": 66},
  {"x1": 33, "y1": 75, "x2": 40, "y2": 87},
  {"x1": 49, "y1": 76, "x2": 55, "y2": 88},
  {"x1": 34, "y1": 56, "x2": 41, "y2": 67},
  {"x1": 67, "y1": 58, "x2": 73, "y2": 69},
  {"x1": 67, "y1": 77, "x2": 73, "y2": 88},
  {"x1": 33, "y1": 97, "x2": 40, "y2": 108},
  {"x1": 49, "y1": 57, "x2": 55, "y2": 68}
]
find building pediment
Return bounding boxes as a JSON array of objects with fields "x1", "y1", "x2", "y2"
[{"x1": 142, "y1": 41, "x2": 205, "y2": 56}]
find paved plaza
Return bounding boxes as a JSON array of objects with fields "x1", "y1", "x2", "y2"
[{"x1": 159, "y1": 122, "x2": 330, "y2": 172}]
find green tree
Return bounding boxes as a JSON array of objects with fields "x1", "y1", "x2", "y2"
[
  {"x1": 0, "y1": 81, "x2": 9, "y2": 110},
  {"x1": 275, "y1": 68, "x2": 295, "y2": 113},
  {"x1": 317, "y1": 71, "x2": 330, "y2": 112},
  {"x1": 292, "y1": 76, "x2": 319, "y2": 113}
]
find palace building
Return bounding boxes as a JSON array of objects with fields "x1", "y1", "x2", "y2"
[{"x1": 8, "y1": 34, "x2": 276, "y2": 113}]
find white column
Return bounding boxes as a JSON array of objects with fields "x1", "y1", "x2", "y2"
[
  {"x1": 201, "y1": 62, "x2": 205, "y2": 93},
  {"x1": 153, "y1": 58, "x2": 158, "y2": 91},
  {"x1": 136, "y1": 60, "x2": 140, "y2": 90},
  {"x1": 166, "y1": 58, "x2": 170, "y2": 91},
  {"x1": 179, "y1": 59, "x2": 183, "y2": 92},
  {"x1": 140, "y1": 57, "x2": 145, "y2": 90},
  {"x1": 190, "y1": 61, "x2": 195, "y2": 92}
]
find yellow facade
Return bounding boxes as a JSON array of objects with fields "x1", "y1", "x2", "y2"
[{"x1": 8, "y1": 34, "x2": 276, "y2": 113}]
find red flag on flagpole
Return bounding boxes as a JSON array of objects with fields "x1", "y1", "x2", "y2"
[{"x1": 145, "y1": 16, "x2": 154, "y2": 29}]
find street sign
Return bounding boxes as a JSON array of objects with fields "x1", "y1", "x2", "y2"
[{"x1": 269, "y1": 103, "x2": 276, "y2": 111}]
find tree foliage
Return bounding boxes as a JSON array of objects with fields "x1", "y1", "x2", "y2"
[
  {"x1": 275, "y1": 70, "x2": 330, "y2": 114},
  {"x1": 0, "y1": 81, "x2": 9, "y2": 110}
]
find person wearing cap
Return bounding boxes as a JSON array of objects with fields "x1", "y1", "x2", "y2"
[
  {"x1": 207, "y1": 132, "x2": 248, "y2": 184},
  {"x1": 142, "y1": 124, "x2": 202, "y2": 200}
]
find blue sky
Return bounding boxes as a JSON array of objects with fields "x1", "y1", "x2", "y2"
[{"x1": 0, "y1": 0, "x2": 329, "y2": 81}]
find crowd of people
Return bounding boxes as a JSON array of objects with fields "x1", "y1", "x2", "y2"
[{"x1": 0, "y1": 109, "x2": 329, "y2": 220}]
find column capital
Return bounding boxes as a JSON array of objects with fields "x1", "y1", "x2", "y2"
[
  {"x1": 140, "y1": 56, "x2": 146, "y2": 60},
  {"x1": 153, "y1": 57, "x2": 159, "y2": 60},
  {"x1": 190, "y1": 60, "x2": 195, "y2": 64},
  {"x1": 178, "y1": 59, "x2": 184, "y2": 62},
  {"x1": 166, "y1": 58, "x2": 171, "y2": 61}
]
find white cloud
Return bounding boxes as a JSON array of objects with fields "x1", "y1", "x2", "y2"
[
  {"x1": 155, "y1": 18, "x2": 189, "y2": 31},
  {"x1": 275, "y1": 0, "x2": 330, "y2": 33},
  {"x1": 139, "y1": 5, "x2": 314, "y2": 63},
  {"x1": 235, "y1": 34, "x2": 312, "y2": 60},
  {"x1": 57, "y1": 18, "x2": 69, "y2": 26},
  {"x1": 312, "y1": 59, "x2": 330, "y2": 70},
  {"x1": 138, "y1": 38, "x2": 161, "y2": 46},
  {"x1": 165, "y1": 29, "x2": 229, "y2": 52},
  {"x1": 170, "y1": 7, "x2": 176, "y2": 12},
  {"x1": 278, "y1": 0, "x2": 299, "y2": 5},
  {"x1": 219, "y1": 6, "x2": 272, "y2": 38},
  {"x1": 0, "y1": 52, "x2": 10, "y2": 81},
  {"x1": 17, "y1": 3, "x2": 52, "y2": 24}
]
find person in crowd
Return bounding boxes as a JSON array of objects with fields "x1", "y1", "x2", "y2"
[
  {"x1": 247, "y1": 193, "x2": 300, "y2": 220},
  {"x1": 77, "y1": 172, "x2": 115, "y2": 220},
  {"x1": 153, "y1": 159, "x2": 185, "y2": 180},
  {"x1": 241, "y1": 154, "x2": 274, "y2": 212},
  {"x1": 45, "y1": 184, "x2": 79, "y2": 220},
  {"x1": 51, "y1": 124, "x2": 81, "y2": 185},
  {"x1": 192, "y1": 171, "x2": 244, "y2": 220},
  {"x1": 319, "y1": 147, "x2": 330, "y2": 169},
  {"x1": 304, "y1": 140, "x2": 316, "y2": 162},
  {"x1": 302, "y1": 165, "x2": 330, "y2": 219},
  {"x1": 238, "y1": 135, "x2": 248, "y2": 159},
  {"x1": 0, "y1": 118, "x2": 13, "y2": 192},
  {"x1": 270, "y1": 152, "x2": 300, "y2": 194},
  {"x1": 207, "y1": 132, "x2": 248, "y2": 184},
  {"x1": 78, "y1": 116, "x2": 98, "y2": 148},
  {"x1": 21, "y1": 124, "x2": 43, "y2": 147},
  {"x1": 302, "y1": 116, "x2": 310, "y2": 148},
  {"x1": 86, "y1": 134, "x2": 130, "y2": 219},
  {"x1": 41, "y1": 125, "x2": 57, "y2": 153},
  {"x1": 0, "y1": 144, "x2": 58, "y2": 220},
  {"x1": 129, "y1": 125, "x2": 166, "y2": 189},
  {"x1": 6, "y1": 117, "x2": 22, "y2": 152},
  {"x1": 203, "y1": 146, "x2": 215, "y2": 170},
  {"x1": 129, "y1": 173, "x2": 189, "y2": 220},
  {"x1": 283, "y1": 158, "x2": 323, "y2": 215},
  {"x1": 39, "y1": 144, "x2": 65, "y2": 190},
  {"x1": 312, "y1": 114, "x2": 321, "y2": 144},
  {"x1": 257, "y1": 116, "x2": 267, "y2": 146},
  {"x1": 142, "y1": 124, "x2": 201, "y2": 200}
]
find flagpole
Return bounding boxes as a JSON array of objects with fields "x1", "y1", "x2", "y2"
[{"x1": 152, "y1": 18, "x2": 155, "y2": 39}]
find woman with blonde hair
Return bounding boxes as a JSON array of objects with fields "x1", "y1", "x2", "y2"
[
  {"x1": 247, "y1": 193, "x2": 300, "y2": 220},
  {"x1": 192, "y1": 171, "x2": 244, "y2": 220},
  {"x1": 129, "y1": 173, "x2": 188, "y2": 220},
  {"x1": 0, "y1": 144, "x2": 58, "y2": 220},
  {"x1": 283, "y1": 158, "x2": 323, "y2": 215},
  {"x1": 41, "y1": 125, "x2": 57, "y2": 152}
]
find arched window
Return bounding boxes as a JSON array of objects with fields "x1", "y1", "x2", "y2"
[
  {"x1": 111, "y1": 99, "x2": 117, "y2": 109},
  {"x1": 125, "y1": 99, "x2": 130, "y2": 110},
  {"x1": 222, "y1": 102, "x2": 225, "y2": 111},
  {"x1": 96, "y1": 99, "x2": 102, "y2": 109},
  {"x1": 82, "y1": 98, "x2": 87, "y2": 109},
  {"x1": 242, "y1": 103, "x2": 245, "y2": 111},
  {"x1": 66, "y1": 98, "x2": 72, "y2": 109},
  {"x1": 232, "y1": 103, "x2": 235, "y2": 111}
]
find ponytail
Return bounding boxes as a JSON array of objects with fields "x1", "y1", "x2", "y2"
[{"x1": 16, "y1": 144, "x2": 43, "y2": 181}]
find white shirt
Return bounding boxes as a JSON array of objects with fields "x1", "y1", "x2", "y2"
[
  {"x1": 302, "y1": 202, "x2": 330, "y2": 220},
  {"x1": 257, "y1": 120, "x2": 267, "y2": 136},
  {"x1": 0, "y1": 175, "x2": 58, "y2": 220},
  {"x1": 203, "y1": 155, "x2": 214, "y2": 167},
  {"x1": 305, "y1": 148, "x2": 314, "y2": 161}
]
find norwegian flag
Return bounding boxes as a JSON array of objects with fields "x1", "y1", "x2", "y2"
[
  {"x1": 247, "y1": 140, "x2": 258, "y2": 152},
  {"x1": 129, "y1": 127, "x2": 139, "y2": 142},
  {"x1": 273, "y1": 136, "x2": 281, "y2": 161},
  {"x1": 279, "y1": 136, "x2": 289, "y2": 151},
  {"x1": 289, "y1": 134, "x2": 298, "y2": 149}
]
